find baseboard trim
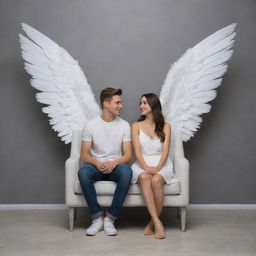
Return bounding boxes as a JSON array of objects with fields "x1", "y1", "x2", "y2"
[
  {"x1": 188, "y1": 204, "x2": 256, "y2": 209},
  {"x1": 0, "y1": 204, "x2": 67, "y2": 210},
  {"x1": 0, "y1": 204, "x2": 255, "y2": 210}
]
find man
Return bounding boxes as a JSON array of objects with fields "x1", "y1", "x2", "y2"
[{"x1": 78, "y1": 87, "x2": 132, "y2": 236}]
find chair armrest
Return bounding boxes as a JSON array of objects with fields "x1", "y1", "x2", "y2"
[
  {"x1": 65, "y1": 129, "x2": 84, "y2": 205},
  {"x1": 174, "y1": 157, "x2": 189, "y2": 205},
  {"x1": 65, "y1": 156, "x2": 80, "y2": 175},
  {"x1": 173, "y1": 130, "x2": 189, "y2": 182},
  {"x1": 70, "y1": 129, "x2": 83, "y2": 158},
  {"x1": 174, "y1": 157, "x2": 189, "y2": 183},
  {"x1": 173, "y1": 130, "x2": 189, "y2": 204},
  {"x1": 65, "y1": 129, "x2": 82, "y2": 192},
  {"x1": 174, "y1": 130, "x2": 185, "y2": 159},
  {"x1": 65, "y1": 156, "x2": 80, "y2": 204}
]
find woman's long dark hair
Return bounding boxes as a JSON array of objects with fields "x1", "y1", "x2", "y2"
[{"x1": 137, "y1": 93, "x2": 165, "y2": 142}]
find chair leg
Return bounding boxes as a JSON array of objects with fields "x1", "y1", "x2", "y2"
[
  {"x1": 181, "y1": 207, "x2": 186, "y2": 232},
  {"x1": 74, "y1": 207, "x2": 77, "y2": 221},
  {"x1": 177, "y1": 207, "x2": 181, "y2": 219},
  {"x1": 68, "y1": 207, "x2": 74, "y2": 231}
]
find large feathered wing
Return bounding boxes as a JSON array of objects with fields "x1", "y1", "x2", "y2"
[
  {"x1": 19, "y1": 23, "x2": 100, "y2": 144},
  {"x1": 160, "y1": 23, "x2": 236, "y2": 142}
]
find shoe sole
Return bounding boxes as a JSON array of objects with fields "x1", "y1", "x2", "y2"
[
  {"x1": 104, "y1": 232, "x2": 117, "y2": 236},
  {"x1": 86, "y1": 229, "x2": 103, "y2": 236}
]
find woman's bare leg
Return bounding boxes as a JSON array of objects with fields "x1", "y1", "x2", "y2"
[
  {"x1": 138, "y1": 173, "x2": 165, "y2": 238},
  {"x1": 151, "y1": 174, "x2": 166, "y2": 238},
  {"x1": 152, "y1": 174, "x2": 165, "y2": 216},
  {"x1": 143, "y1": 220, "x2": 154, "y2": 235},
  {"x1": 145, "y1": 174, "x2": 165, "y2": 234}
]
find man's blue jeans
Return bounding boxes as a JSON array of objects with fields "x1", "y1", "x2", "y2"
[{"x1": 78, "y1": 163, "x2": 132, "y2": 220}]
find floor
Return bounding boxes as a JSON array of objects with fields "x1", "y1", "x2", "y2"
[{"x1": 0, "y1": 208, "x2": 255, "y2": 256}]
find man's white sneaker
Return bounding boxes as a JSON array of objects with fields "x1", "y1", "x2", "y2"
[
  {"x1": 104, "y1": 217, "x2": 117, "y2": 236},
  {"x1": 86, "y1": 217, "x2": 103, "y2": 236}
]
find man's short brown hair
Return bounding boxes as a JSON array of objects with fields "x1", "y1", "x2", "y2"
[{"x1": 100, "y1": 87, "x2": 122, "y2": 108}]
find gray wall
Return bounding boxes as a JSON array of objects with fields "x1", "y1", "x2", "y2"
[{"x1": 0, "y1": 0, "x2": 255, "y2": 204}]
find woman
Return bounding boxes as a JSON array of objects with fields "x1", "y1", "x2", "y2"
[{"x1": 131, "y1": 93, "x2": 174, "y2": 239}]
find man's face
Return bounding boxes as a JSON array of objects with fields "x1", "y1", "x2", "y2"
[{"x1": 104, "y1": 95, "x2": 123, "y2": 116}]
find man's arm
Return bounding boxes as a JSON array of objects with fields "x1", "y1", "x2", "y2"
[
  {"x1": 118, "y1": 141, "x2": 132, "y2": 164},
  {"x1": 80, "y1": 141, "x2": 106, "y2": 171}
]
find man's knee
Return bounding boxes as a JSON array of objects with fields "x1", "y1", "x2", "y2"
[
  {"x1": 115, "y1": 164, "x2": 132, "y2": 180},
  {"x1": 78, "y1": 164, "x2": 95, "y2": 182}
]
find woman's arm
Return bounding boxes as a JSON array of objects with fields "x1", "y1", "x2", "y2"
[
  {"x1": 155, "y1": 123, "x2": 171, "y2": 172},
  {"x1": 131, "y1": 122, "x2": 149, "y2": 171}
]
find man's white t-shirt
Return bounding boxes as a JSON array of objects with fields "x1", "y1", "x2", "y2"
[{"x1": 82, "y1": 116, "x2": 131, "y2": 162}]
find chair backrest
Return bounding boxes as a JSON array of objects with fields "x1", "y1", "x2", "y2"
[
  {"x1": 71, "y1": 128, "x2": 178, "y2": 163},
  {"x1": 70, "y1": 129, "x2": 83, "y2": 158},
  {"x1": 169, "y1": 129, "x2": 175, "y2": 163}
]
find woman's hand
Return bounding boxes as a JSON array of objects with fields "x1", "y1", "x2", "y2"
[
  {"x1": 144, "y1": 165, "x2": 152, "y2": 175},
  {"x1": 150, "y1": 166, "x2": 159, "y2": 175},
  {"x1": 145, "y1": 166, "x2": 158, "y2": 175}
]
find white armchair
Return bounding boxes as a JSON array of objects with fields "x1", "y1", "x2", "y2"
[{"x1": 65, "y1": 129, "x2": 189, "y2": 231}]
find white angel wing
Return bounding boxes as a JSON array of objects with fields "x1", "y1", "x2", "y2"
[
  {"x1": 160, "y1": 23, "x2": 236, "y2": 142},
  {"x1": 19, "y1": 23, "x2": 100, "y2": 144}
]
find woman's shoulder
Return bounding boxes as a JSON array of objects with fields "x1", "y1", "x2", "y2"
[
  {"x1": 131, "y1": 121, "x2": 140, "y2": 129},
  {"x1": 164, "y1": 122, "x2": 171, "y2": 131}
]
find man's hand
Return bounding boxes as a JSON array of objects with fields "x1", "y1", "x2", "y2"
[
  {"x1": 95, "y1": 160, "x2": 107, "y2": 172},
  {"x1": 101, "y1": 160, "x2": 118, "y2": 174}
]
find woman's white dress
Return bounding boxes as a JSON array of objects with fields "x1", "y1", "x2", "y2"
[{"x1": 131, "y1": 125, "x2": 174, "y2": 184}]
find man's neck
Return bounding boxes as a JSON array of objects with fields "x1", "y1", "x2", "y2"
[{"x1": 101, "y1": 110, "x2": 116, "y2": 122}]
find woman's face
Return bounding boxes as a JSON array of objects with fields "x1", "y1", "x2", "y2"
[{"x1": 140, "y1": 96, "x2": 152, "y2": 115}]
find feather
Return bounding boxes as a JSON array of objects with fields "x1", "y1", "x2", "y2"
[
  {"x1": 160, "y1": 24, "x2": 236, "y2": 142},
  {"x1": 19, "y1": 23, "x2": 100, "y2": 143}
]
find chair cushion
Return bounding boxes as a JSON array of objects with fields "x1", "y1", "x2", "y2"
[{"x1": 74, "y1": 176, "x2": 180, "y2": 195}]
